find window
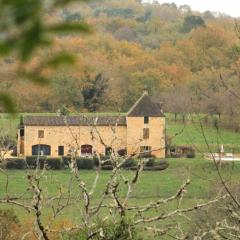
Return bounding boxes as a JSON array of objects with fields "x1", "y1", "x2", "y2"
[
  {"x1": 144, "y1": 116, "x2": 149, "y2": 124},
  {"x1": 38, "y1": 130, "x2": 44, "y2": 138},
  {"x1": 140, "y1": 146, "x2": 152, "y2": 152},
  {"x1": 143, "y1": 128, "x2": 149, "y2": 139},
  {"x1": 58, "y1": 146, "x2": 64, "y2": 156},
  {"x1": 32, "y1": 144, "x2": 51, "y2": 156},
  {"x1": 105, "y1": 147, "x2": 112, "y2": 156},
  {"x1": 81, "y1": 145, "x2": 93, "y2": 156},
  {"x1": 140, "y1": 146, "x2": 152, "y2": 157},
  {"x1": 20, "y1": 127, "x2": 24, "y2": 137}
]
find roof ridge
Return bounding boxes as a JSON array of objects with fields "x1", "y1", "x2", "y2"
[
  {"x1": 127, "y1": 92, "x2": 148, "y2": 116},
  {"x1": 22, "y1": 115, "x2": 127, "y2": 126}
]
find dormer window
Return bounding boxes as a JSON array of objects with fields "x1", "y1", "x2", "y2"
[{"x1": 144, "y1": 116, "x2": 149, "y2": 124}]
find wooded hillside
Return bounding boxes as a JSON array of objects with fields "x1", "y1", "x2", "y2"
[{"x1": 1, "y1": 0, "x2": 239, "y2": 118}]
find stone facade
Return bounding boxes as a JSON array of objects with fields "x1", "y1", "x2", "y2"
[
  {"x1": 18, "y1": 93, "x2": 165, "y2": 158},
  {"x1": 126, "y1": 117, "x2": 165, "y2": 158}
]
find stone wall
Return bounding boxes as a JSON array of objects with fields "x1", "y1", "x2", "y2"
[
  {"x1": 22, "y1": 125, "x2": 127, "y2": 157},
  {"x1": 126, "y1": 117, "x2": 165, "y2": 158},
  {"x1": 18, "y1": 117, "x2": 165, "y2": 158}
]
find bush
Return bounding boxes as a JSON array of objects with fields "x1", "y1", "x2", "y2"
[
  {"x1": 170, "y1": 152, "x2": 182, "y2": 158},
  {"x1": 122, "y1": 158, "x2": 137, "y2": 168},
  {"x1": 154, "y1": 164, "x2": 169, "y2": 170},
  {"x1": 0, "y1": 209, "x2": 20, "y2": 240},
  {"x1": 63, "y1": 218, "x2": 142, "y2": 240},
  {"x1": 145, "y1": 158, "x2": 155, "y2": 167},
  {"x1": 159, "y1": 159, "x2": 168, "y2": 165},
  {"x1": 25, "y1": 156, "x2": 46, "y2": 169},
  {"x1": 5, "y1": 158, "x2": 26, "y2": 169},
  {"x1": 101, "y1": 165, "x2": 113, "y2": 170},
  {"x1": 76, "y1": 157, "x2": 94, "y2": 169},
  {"x1": 144, "y1": 165, "x2": 168, "y2": 171},
  {"x1": 46, "y1": 158, "x2": 63, "y2": 169},
  {"x1": 62, "y1": 156, "x2": 71, "y2": 167},
  {"x1": 93, "y1": 155, "x2": 111, "y2": 167},
  {"x1": 187, "y1": 153, "x2": 195, "y2": 158},
  {"x1": 143, "y1": 159, "x2": 169, "y2": 171}
]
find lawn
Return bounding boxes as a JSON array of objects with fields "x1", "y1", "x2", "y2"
[
  {"x1": 1, "y1": 158, "x2": 239, "y2": 219},
  {"x1": 1, "y1": 112, "x2": 240, "y2": 237},
  {"x1": 166, "y1": 121, "x2": 240, "y2": 152},
  {"x1": 0, "y1": 156, "x2": 240, "y2": 239}
]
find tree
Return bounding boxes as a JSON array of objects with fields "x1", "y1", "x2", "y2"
[
  {"x1": 82, "y1": 73, "x2": 108, "y2": 112},
  {"x1": 53, "y1": 75, "x2": 84, "y2": 111},
  {"x1": 181, "y1": 15, "x2": 205, "y2": 33}
]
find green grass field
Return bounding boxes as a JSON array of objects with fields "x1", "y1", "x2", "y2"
[
  {"x1": 1, "y1": 113, "x2": 240, "y2": 237},
  {"x1": 1, "y1": 158, "x2": 239, "y2": 220}
]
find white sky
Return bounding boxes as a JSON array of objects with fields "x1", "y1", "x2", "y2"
[{"x1": 145, "y1": 0, "x2": 240, "y2": 17}]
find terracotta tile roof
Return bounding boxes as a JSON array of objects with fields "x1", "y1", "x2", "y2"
[
  {"x1": 23, "y1": 115, "x2": 127, "y2": 126},
  {"x1": 127, "y1": 92, "x2": 164, "y2": 117}
]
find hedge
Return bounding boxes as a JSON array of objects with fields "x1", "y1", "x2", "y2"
[
  {"x1": 3, "y1": 157, "x2": 169, "y2": 171},
  {"x1": 145, "y1": 158, "x2": 155, "y2": 167},
  {"x1": 5, "y1": 158, "x2": 26, "y2": 169},
  {"x1": 101, "y1": 165, "x2": 113, "y2": 170},
  {"x1": 62, "y1": 156, "x2": 71, "y2": 167},
  {"x1": 26, "y1": 156, "x2": 47, "y2": 169},
  {"x1": 143, "y1": 165, "x2": 168, "y2": 171},
  {"x1": 121, "y1": 158, "x2": 137, "y2": 168},
  {"x1": 46, "y1": 158, "x2": 62, "y2": 169},
  {"x1": 76, "y1": 157, "x2": 94, "y2": 169}
]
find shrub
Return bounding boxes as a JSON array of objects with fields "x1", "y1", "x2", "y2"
[
  {"x1": 46, "y1": 158, "x2": 63, "y2": 169},
  {"x1": 76, "y1": 157, "x2": 94, "y2": 169},
  {"x1": 187, "y1": 153, "x2": 195, "y2": 158},
  {"x1": 122, "y1": 158, "x2": 137, "y2": 168},
  {"x1": 153, "y1": 164, "x2": 169, "y2": 171},
  {"x1": 62, "y1": 156, "x2": 71, "y2": 167},
  {"x1": 139, "y1": 152, "x2": 153, "y2": 158},
  {"x1": 143, "y1": 165, "x2": 168, "y2": 171},
  {"x1": 101, "y1": 219, "x2": 142, "y2": 240},
  {"x1": 0, "y1": 209, "x2": 20, "y2": 240},
  {"x1": 93, "y1": 155, "x2": 111, "y2": 167},
  {"x1": 143, "y1": 159, "x2": 169, "y2": 171},
  {"x1": 63, "y1": 218, "x2": 142, "y2": 240},
  {"x1": 145, "y1": 158, "x2": 155, "y2": 167},
  {"x1": 25, "y1": 156, "x2": 46, "y2": 169},
  {"x1": 5, "y1": 158, "x2": 26, "y2": 169},
  {"x1": 170, "y1": 152, "x2": 182, "y2": 158},
  {"x1": 159, "y1": 159, "x2": 168, "y2": 165},
  {"x1": 101, "y1": 165, "x2": 113, "y2": 170}
]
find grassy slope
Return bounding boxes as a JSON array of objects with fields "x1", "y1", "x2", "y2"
[
  {"x1": 1, "y1": 113, "x2": 240, "y2": 237},
  {"x1": 1, "y1": 158, "x2": 239, "y2": 199},
  {"x1": 0, "y1": 158, "x2": 239, "y2": 219},
  {"x1": 167, "y1": 122, "x2": 240, "y2": 152}
]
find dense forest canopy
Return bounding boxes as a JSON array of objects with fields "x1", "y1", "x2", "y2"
[{"x1": 0, "y1": 0, "x2": 239, "y2": 116}]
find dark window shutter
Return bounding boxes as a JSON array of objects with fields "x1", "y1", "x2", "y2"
[{"x1": 143, "y1": 128, "x2": 149, "y2": 139}]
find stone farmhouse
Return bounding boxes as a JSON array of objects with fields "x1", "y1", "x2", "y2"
[{"x1": 17, "y1": 92, "x2": 165, "y2": 158}]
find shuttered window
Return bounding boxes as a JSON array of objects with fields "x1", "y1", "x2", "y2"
[{"x1": 143, "y1": 128, "x2": 149, "y2": 139}]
